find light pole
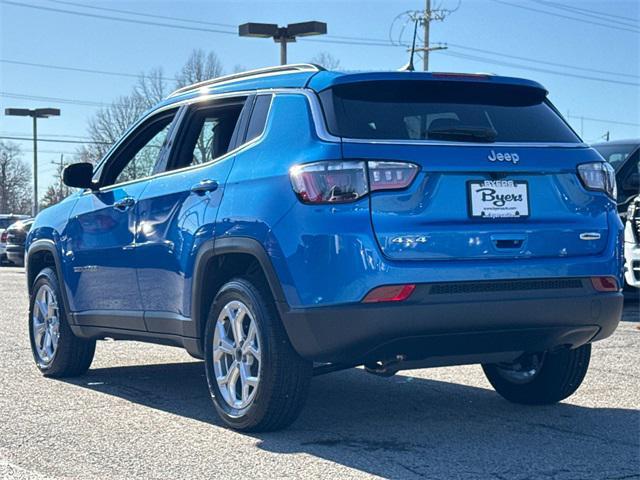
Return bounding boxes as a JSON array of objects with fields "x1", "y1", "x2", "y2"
[
  {"x1": 4, "y1": 107, "x2": 60, "y2": 216},
  {"x1": 239, "y1": 21, "x2": 327, "y2": 65}
]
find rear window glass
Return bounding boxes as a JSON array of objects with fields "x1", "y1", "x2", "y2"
[
  {"x1": 319, "y1": 81, "x2": 580, "y2": 143},
  {"x1": 0, "y1": 218, "x2": 18, "y2": 229}
]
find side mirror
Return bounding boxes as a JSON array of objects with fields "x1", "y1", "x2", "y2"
[{"x1": 63, "y1": 162, "x2": 95, "y2": 189}]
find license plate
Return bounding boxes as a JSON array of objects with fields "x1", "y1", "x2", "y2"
[{"x1": 468, "y1": 180, "x2": 529, "y2": 219}]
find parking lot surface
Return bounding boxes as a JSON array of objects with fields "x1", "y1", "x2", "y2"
[{"x1": 0, "y1": 266, "x2": 638, "y2": 479}]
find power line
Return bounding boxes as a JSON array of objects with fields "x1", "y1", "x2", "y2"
[
  {"x1": 44, "y1": 0, "x2": 236, "y2": 28},
  {"x1": 533, "y1": 0, "x2": 638, "y2": 27},
  {"x1": 0, "y1": 1, "x2": 238, "y2": 35},
  {"x1": 0, "y1": 91, "x2": 112, "y2": 107},
  {"x1": 0, "y1": 131, "x2": 92, "y2": 140},
  {"x1": 490, "y1": 0, "x2": 640, "y2": 34},
  {"x1": 0, "y1": 136, "x2": 111, "y2": 145},
  {"x1": 0, "y1": 59, "x2": 174, "y2": 82},
  {"x1": 566, "y1": 115, "x2": 640, "y2": 128},
  {"x1": 446, "y1": 43, "x2": 639, "y2": 80},
  {"x1": 440, "y1": 50, "x2": 639, "y2": 86}
]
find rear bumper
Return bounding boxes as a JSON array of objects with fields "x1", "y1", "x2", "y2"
[{"x1": 280, "y1": 278, "x2": 623, "y2": 364}]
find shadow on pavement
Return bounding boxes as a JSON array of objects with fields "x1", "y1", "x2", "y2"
[{"x1": 63, "y1": 360, "x2": 639, "y2": 479}]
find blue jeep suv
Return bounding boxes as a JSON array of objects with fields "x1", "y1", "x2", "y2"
[{"x1": 25, "y1": 64, "x2": 624, "y2": 431}]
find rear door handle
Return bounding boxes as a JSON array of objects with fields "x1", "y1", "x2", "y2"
[
  {"x1": 191, "y1": 179, "x2": 219, "y2": 195},
  {"x1": 113, "y1": 197, "x2": 136, "y2": 212}
]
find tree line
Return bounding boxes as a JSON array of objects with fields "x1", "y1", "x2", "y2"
[{"x1": 0, "y1": 50, "x2": 340, "y2": 214}]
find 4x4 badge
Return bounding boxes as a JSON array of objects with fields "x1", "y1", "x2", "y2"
[{"x1": 488, "y1": 150, "x2": 520, "y2": 164}]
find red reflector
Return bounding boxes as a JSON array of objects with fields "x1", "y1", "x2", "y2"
[
  {"x1": 591, "y1": 276, "x2": 619, "y2": 292},
  {"x1": 362, "y1": 284, "x2": 416, "y2": 303}
]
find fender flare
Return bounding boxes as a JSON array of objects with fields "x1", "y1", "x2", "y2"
[
  {"x1": 190, "y1": 236, "x2": 289, "y2": 340},
  {"x1": 26, "y1": 239, "x2": 73, "y2": 316}
]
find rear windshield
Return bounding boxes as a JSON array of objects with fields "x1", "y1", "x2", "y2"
[
  {"x1": 319, "y1": 80, "x2": 580, "y2": 143},
  {"x1": 0, "y1": 218, "x2": 18, "y2": 229}
]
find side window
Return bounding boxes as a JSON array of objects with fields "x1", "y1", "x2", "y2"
[
  {"x1": 245, "y1": 95, "x2": 272, "y2": 142},
  {"x1": 101, "y1": 110, "x2": 177, "y2": 187},
  {"x1": 170, "y1": 100, "x2": 245, "y2": 171}
]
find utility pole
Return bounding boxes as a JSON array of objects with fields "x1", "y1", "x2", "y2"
[
  {"x1": 423, "y1": 0, "x2": 431, "y2": 71},
  {"x1": 401, "y1": 1, "x2": 451, "y2": 71},
  {"x1": 53, "y1": 154, "x2": 66, "y2": 199}
]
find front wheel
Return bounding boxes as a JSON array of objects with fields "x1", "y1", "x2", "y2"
[
  {"x1": 204, "y1": 277, "x2": 312, "y2": 432},
  {"x1": 482, "y1": 344, "x2": 591, "y2": 405},
  {"x1": 29, "y1": 268, "x2": 96, "y2": 377}
]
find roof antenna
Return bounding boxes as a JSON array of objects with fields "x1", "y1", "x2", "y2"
[{"x1": 399, "y1": 16, "x2": 419, "y2": 71}]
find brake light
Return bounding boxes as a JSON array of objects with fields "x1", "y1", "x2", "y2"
[
  {"x1": 577, "y1": 162, "x2": 617, "y2": 199},
  {"x1": 362, "y1": 284, "x2": 416, "y2": 303},
  {"x1": 591, "y1": 276, "x2": 619, "y2": 292},
  {"x1": 368, "y1": 161, "x2": 419, "y2": 191},
  {"x1": 290, "y1": 161, "x2": 419, "y2": 204}
]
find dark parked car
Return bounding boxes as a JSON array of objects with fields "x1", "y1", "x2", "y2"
[
  {"x1": 6, "y1": 219, "x2": 33, "y2": 267},
  {"x1": 0, "y1": 214, "x2": 30, "y2": 264},
  {"x1": 592, "y1": 139, "x2": 639, "y2": 219}
]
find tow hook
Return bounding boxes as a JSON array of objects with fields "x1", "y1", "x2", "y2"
[{"x1": 364, "y1": 355, "x2": 407, "y2": 377}]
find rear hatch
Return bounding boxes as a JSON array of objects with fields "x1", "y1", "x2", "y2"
[{"x1": 318, "y1": 76, "x2": 610, "y2": 261}]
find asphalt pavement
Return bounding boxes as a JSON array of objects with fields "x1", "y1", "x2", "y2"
[{"x1": 0, "y1": 266, "x2": 638, "y2": 480}]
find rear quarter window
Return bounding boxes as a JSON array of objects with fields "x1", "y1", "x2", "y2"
[{"x1": 319, "y1": 80, "x2": 580, "y2": 143}]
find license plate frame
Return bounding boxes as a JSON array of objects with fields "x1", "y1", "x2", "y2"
[{"x1": 467, "y1": 180, "x2": 530, "y2": 219}]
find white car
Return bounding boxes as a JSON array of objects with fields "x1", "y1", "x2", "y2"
[{"x1": 624, "y1": 196, "x2": 640, "y2": 288}]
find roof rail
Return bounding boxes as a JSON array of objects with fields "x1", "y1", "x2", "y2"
[{"x1": 167, "y1": 63, "x2": 325, "y2": 98}]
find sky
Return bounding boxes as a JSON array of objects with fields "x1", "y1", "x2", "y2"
[{"x1": 0, "y1": 0, "x2": 639, "y2": 199}]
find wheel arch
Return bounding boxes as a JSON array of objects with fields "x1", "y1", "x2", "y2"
[
  {"x1": 191, "y1": 237, "x2": 289, "y2": 344},
  {"x1": 26, "y1": 239, "x2": 73, "y2": 316}
]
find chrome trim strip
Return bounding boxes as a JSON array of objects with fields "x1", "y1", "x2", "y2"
[
  {"x1": 338, "y1": 138, "x2": 588, "y2": 148},
  {"x1": 92, "y1": 93, "x2": 276, "y2": 193},
  {"x1": 580, "y1": 232, "x2": 602, "y2": 241}
]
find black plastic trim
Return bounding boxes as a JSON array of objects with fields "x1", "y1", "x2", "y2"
[
  {"x1": 190, "y1": 236, "x2": 288, "y2": 345},
  {"x1": 26, "y1": 239, "x2": 72, "y2": 315},
  {"x1": 280, "y1": 285, "x2": 623, "y2": 363}
]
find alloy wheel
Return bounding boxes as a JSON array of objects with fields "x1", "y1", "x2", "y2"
[
  {"x1": 32, "y1": 284, "x2": 60, "y2": 365},
  {"x1": 212, "y1": 300, "x2": 261, "y2": 410}
]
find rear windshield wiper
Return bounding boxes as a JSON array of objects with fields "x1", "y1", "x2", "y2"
[{"x1": 427, "y1": 126, "x2": 497, "y2": 143}]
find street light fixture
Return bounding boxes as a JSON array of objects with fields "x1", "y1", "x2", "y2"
[
  {"x1": 239, "y1": 21, "x2": 327, "y2": 65},
  {"x1": 5, "y1": 107, "x2": 61, "y2": 216}
]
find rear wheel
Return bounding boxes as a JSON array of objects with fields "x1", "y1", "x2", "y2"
[
  {"x1": 204, "y1": 277, "x2": 312, "y2": 432},
  {"x1": 29, "y1": 268, "x2": 95, "y2": 377},
  {"x1": 482, "y1": 344, "x2": 591, "y2": 405}
]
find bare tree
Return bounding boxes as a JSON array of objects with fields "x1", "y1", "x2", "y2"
[
  {"x1": 175, "y1": 49, "x2": 224, "y2": 88},
  {"x1": 78, "y1": 50, "x2": 224, "y2": 165},
  {"x1": 310, "y1": 52, "x2": 341, "y2": 70},
  {"x1": 77, "y1": 68, "x2": 169, "y2": 165},
  {"x1": 0, "y1": 141, "x2": 32, "y2": 214},
  {"x1": 40, "y1": 156, "x2": 73, "y2": 209}
]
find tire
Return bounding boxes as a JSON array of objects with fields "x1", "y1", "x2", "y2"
[
  {"x1": 204, "y1": 277, "x2": 312, "y2": 432},
  {"x1": 482, "y1": 344, "x2": 591, "y2": 405},
  {"x1": 29, "y1": 267, "x2": 96, "y2": 378}
]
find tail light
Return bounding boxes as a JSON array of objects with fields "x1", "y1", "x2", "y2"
[
  {"x1": 0, "y1": 231, "x2": 7, "y2": 243},
  {"x1": 591, "y1": 276, "x2": 619, "y2": 292},
  {"x1": 290, "y1": 161, "x2": 419, "y2": 204},
  {"x1": 577, "y1": 162, "x2": 617, "y2": 199}
]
